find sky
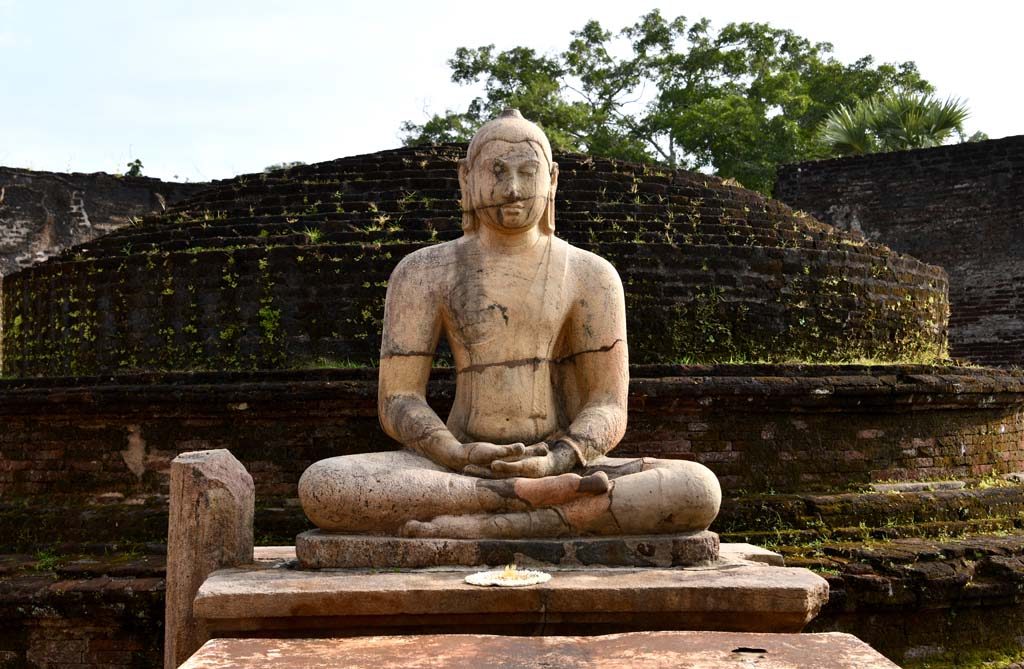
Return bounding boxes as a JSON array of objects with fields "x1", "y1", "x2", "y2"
[{"x1": 1, "y1": 0, "x2": 1020, "y2": 182}]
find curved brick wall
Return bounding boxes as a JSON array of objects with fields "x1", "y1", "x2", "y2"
[
  {"x1": 1, "y1": 146, "x2": 948, "y2": 376},
  {"x1": 775, "y1": 135, "x2": 1024, "y2": 367}
]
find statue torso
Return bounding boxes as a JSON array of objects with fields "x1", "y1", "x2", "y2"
[{"x1": 442, "y1": 234, "x2": 572, "y2": 444}]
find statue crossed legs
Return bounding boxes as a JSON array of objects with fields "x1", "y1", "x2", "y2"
[
  {"x1": 301, "y1": 451, "x2": 720, "y2": 538},
  {"x1": 299, "y1": 110, "x2": 721, "y2": 539}
]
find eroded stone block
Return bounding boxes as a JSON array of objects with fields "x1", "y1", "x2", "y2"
[
  {"x1": 164, "y1": 449, "x2": 254, "y2": 669},
  {"x1": 295, "y1": 530, "x2": 719, "y2": 569}
]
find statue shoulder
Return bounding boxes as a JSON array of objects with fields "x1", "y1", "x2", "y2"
[
  {"x1": 563, "y1": 241, "x2": 624, "y2": 289},
  {"x1": 389, "y1": 240, "x2": 459, "y2": 287}
]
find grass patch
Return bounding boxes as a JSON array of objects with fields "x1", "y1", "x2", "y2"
[{"x1": 34, "y1": 550, "x2": 65, "y2": 571}]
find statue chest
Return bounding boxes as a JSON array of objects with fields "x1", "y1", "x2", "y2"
[
  {"x1": 444, "y1": 235, "x2": 573, "y2": 360},
  {"x1": 445, "y1": 266, "x2": 568, "y2": 355},
  {"x1": 446, "y1": 265, "x2": 569, "y2": 438}
]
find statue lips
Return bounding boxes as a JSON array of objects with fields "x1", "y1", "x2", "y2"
[{"x1": 499, "y1": 201, "x2": 527, "y2": 227}]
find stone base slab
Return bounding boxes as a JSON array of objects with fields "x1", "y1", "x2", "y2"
[
  {"x1": 295, "y1": 530, "x2": 720, "y2": 568},
  {"x1": 194, "y1": 558, "x2": 828, "y2": 635},
  {"x1": 181, "y1": 631, "x2": 896, "y2": 668}
]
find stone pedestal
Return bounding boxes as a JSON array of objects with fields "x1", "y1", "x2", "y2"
[
  {"x1": 296, "y1": 529, "x2": 719, "y2": 569},
  {"x1": 193, "y1": 551, "x2": 829, "y2": 637},
  {"x1": 164, "y1": 450, "x2": 254, "y2": 669}
]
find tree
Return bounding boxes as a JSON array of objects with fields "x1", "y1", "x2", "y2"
[
  {"x1": 401, "y1": 11, "x2": 934, "y2": 194},
  {"x1": 820, "y1": 92, "x2": 982, "y2": 155},
  {"x1": 263, "y1": 161, "x2": 307, "y2": 173},
  {"x1": 125, "y1": 159, "x2": 144, "y2": 177}
]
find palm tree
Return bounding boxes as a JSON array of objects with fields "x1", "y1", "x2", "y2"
[{"x1": 819, "y1": 92, "x2": 971, "y2": 156}]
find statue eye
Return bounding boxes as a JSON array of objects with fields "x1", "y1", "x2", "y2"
[
  {"x1": 520, "y1": 166, "x2": 538, "y2": 177},
  {"x1": 493, "y1": 163, "x2": 506, "y2": 176}
]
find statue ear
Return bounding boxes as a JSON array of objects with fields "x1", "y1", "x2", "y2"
[
  {"x1": 458, "y1": 159, "x2": 470, "y2": 204},
  {"x1": 458, "y1": 159, "x2": 476, "y2": 233},
  {"x1": 543, "y1": 162, "x2": 559, "y2": 235}
]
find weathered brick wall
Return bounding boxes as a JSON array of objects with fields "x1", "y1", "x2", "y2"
[
  {"x1": 0, "y1": 167, "x2": 207, "y2": 277},
  {"x1": 0, "y1": 365, "x2": 1022, "y2": 667},
  {"x1": 775, "y1": 135, "x2": 1024, "y2": 367},
  {"x1": 0, "y1": 169, "x2": 207, "y2": 373},
  {"x1": 1, "y1": 365, "x2": 1022, "y2": 553},
  {"x1": 0, "y1": 554, "x2": 164, "y2": 668},
  {"x1": 1, "y1": 147, "x2": 949, "y2": 376},
  {"x1": 0, "y1": 365, "x2": 1022, "y2": 666}
]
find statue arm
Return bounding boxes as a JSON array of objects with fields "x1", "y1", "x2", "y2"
[
  {"x1": 377, "y1": 253, "x2": 527, "y2": 472},
  {"x1": 377, "y1": 255, "x2": 464, "y2": 469},
  {"x1": 561, "y1": 256, "x2": 629, "y2": 466}
]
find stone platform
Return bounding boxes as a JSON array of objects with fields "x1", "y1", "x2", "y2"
[
  {"x1": 181, "y1": 631, "x2": 898, "y2": 668},
  {"x1": 193, "y1": 551, "x2": 827, "y2": 637},
  {"x1": 296, "y1": 530, "x2": 720, "y2": 569}
]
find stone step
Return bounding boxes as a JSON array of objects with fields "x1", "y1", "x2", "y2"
[
  {"x1": 718, "y1": 483, "x2": 1024, "y2": 544},
  {"x1": 180, "y1": 631, "x2": 898, "y2": 669},
  {"x1": 193, "y1": 555, "x2": 828, "y2": 636}
]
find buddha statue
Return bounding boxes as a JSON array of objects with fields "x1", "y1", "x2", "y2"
[{"x1": 299, "y1": 110, "x2": 721, "y2": 539}]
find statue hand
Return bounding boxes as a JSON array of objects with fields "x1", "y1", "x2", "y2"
[
  {"x1": 426, "y1": 441, "x2": 524, "y2": 473},
  {"x1": 467, "y1": 441, "x2": 578, "y2": 479},
  {"x1": 456, "y1": 441, "x2": 528, "y2": 473},
  {"x1": 460, "y1": 442, "x2": 549, "y2": 478}
]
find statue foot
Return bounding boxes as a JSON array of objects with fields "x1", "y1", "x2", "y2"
[
  {"x1": 511, "y1": 470, "x2": 610, "y2": 507},
  {"x1": 579, "y1": 470, "x2": 610, "y2": 494},
  {"x1": 400, "y1": 519, "x2": 439, "y2": 538},
  {"x1": 400, "y1": 508, "x2": 570, "y2": 539}
]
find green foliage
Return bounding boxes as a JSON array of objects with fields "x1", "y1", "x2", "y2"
[
  {"x1": 820, "y1": 92, "x2": 977, "y2": 155},
  {"x1": 258, "y1": 304, "x2": 282, "y2": 344},
  {"x1": 401, "y1": 10, "x2": 933, "y2": 193},
  {"x1": 125, "y1": 159, "x2": 144, "y2": 177},
  {"x1": 302, "y1": 227, "x2": 323, "y2": 244},
  {"x1": 263, "y1": 161, "x2": 306, "y2": 173},
  {"x1": 34, "y1": 549, "x2": 65, "y2": 571},
  {"x1": 906, "y1": 647, "x2": 1024, "y2": 669}
]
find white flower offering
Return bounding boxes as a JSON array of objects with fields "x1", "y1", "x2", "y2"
[{"x1": 465, "y1": 563, "x2": 552, "y2": 587}]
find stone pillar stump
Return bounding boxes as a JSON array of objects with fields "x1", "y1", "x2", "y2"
[{"x1": 164, "y1": 449, "x2": 254, "y2": 669}]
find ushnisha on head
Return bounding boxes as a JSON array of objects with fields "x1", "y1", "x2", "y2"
[{"x1": 458, "y1": 109, "x2": 559, "y2": 235}]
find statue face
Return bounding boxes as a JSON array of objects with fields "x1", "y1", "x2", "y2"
[{"x1": 465, "y1": 140, "x2": 554, "y2": 233}]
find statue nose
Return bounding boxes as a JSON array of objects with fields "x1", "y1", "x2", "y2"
[{"x1": 505, "y1": 176, "x2": 521, "y2": 200}]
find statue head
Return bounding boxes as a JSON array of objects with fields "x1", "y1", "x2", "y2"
[{"x1": 459, "y1": 109, "x2": 559, "y2": 236}]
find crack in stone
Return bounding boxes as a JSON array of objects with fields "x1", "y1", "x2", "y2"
[
  {"x1": 488, "y1": 303, "x2": 510, "y2": 325},
  {"x1": 461, "y1": 195, "x2": 548, "y2": 215},
  {"x1": 455, "y1": 339, "x2": 624, "y2": 376},
  {"x1": 607, "y1": 484, "x2": 624, "y2": 533},
  {"x1": 382, "y1": 340, "x2": 623, "y2": 374},
  {"x1": 554, "y1": 339, "x2": 624, "y2": 365}
]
